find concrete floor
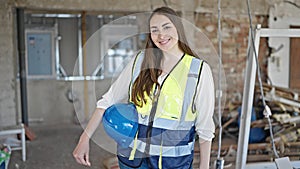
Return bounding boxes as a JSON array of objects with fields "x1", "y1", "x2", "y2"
[
  {"x1": 8, "y1": 124, "x2": 114, "y2": 169},
  {"x1": 9, "y1": 123, "x2": 293, "y2": 169},
  {"x1": 5, "y1": 123, "x2": 236, "y2": 169}
]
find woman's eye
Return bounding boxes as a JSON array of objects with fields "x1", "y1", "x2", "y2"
[
  {"x1": 151, "y1": 29, "x2": 158, "y2": 33},
  {"x1": 163, "y1": 26, "x2": 171, "y2": 30}
]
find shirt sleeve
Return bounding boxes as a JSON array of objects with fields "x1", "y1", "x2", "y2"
[
  {"x1": 96, "y1": 57, "x2": 135, "y2": 109},
  {"x1": 195, "y1": 62, "x2": 215, "y2": 142}
]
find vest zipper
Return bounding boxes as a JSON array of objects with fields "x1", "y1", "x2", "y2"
[{"x1": 144, "y1": 54, "x2": 185, "y2": 156}]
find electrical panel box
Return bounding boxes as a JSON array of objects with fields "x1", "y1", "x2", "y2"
[{"x1": 26, "y1": 30, "x2": 55, "y2": 78}]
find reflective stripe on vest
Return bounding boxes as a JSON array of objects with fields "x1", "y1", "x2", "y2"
[
  {"x1": 128, "y1": 127, "x2": 196, "y2": 157},
  {"x1": 120, "y1": 51, "x2": 203, "y2": 168}
]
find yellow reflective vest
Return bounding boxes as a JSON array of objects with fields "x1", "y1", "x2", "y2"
[{"x1": 117, "y1": 51, "x2": 204, "y2": 169}]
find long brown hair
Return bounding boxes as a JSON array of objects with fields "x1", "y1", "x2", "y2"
[{"x1": 131, "y1": 6, "x2": 198, "y2": 106}]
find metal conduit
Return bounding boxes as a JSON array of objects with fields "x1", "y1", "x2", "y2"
[{"x1": 17, "y1": 8, "x2": 29, "y2": 126}]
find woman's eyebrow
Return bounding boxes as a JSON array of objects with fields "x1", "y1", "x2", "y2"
[
  {"x1": 150, "y1": 25, "x2": 158, "y2": 29},
  {"x1": 162, "y1": 22, "x2": 171, "y2": 27},
  {"x1": 150, "y1": 22, "x2": 171, "y2": 29}
]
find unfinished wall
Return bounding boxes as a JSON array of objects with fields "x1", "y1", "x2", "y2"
[
  {"x1": 17, "y1": 79, "x2": 112, "y2": 125},
  {"x1": 0, "y1": 2, "x2": 17, "y2": 126},
  {"x1": 0, "y1": 0, "x2": 284, "y2": 127},
  {"x1": 268, "y1": 1, "x2": 300, "y2": 88},
  {"x1": 194, "y1": 12, "x2": 269, "y2": 104}
]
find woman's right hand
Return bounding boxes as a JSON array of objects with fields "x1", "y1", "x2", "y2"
[
  {"x1": 73, "y1": 108, "x2": 105, "y2": 167},
  {"x1": 73, "y1": 133, "x2": 91, "y2": 167}
]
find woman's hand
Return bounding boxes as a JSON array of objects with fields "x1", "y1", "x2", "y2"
[
  {"x1": 73, "y1": 108, "x2": 105, "y2": 167},
  {"x1": 73, "y1": 133, "x2": 91, "y2": 167}
]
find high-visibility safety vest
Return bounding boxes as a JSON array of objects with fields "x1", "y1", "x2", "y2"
[{"x1": 117, "y1": 51, "x2": 204, "y2": 169}]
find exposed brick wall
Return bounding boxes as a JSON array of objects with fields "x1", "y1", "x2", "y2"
[{"x1": 195, "y1": 13, "x2": 269, "y2": 105}]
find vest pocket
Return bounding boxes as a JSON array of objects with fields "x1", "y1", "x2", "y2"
[
  {"x1": 161, "y1": 154, "x2": 193, "y2": 169},
  {"x1": 161, "y1": 129, "x2": 191, "y2": 146},
  {"x1": 156, "y1": 94, "x2": 182, "y2": 120}
]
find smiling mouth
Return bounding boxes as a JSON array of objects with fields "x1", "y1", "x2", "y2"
[{"x1": 159, "y1": 38, "x2": 171, "y2": 45}]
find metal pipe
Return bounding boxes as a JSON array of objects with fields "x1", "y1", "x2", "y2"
[
  {"x1": 78, "y1": 15, "x2": 83, "y2": 76},
  {"x1": 217, "y1": 0, "x2": 223, "y2": 160},
  {"x1": 81, "y1": 11, "x2": 89, "y2": 121},
  {"x1": 54, "y1": 18, "x2": 61, "y2": 78},
  {"x1": 17, "y1": 8, "x2": 29, "y2": 126},
  {"x1": 235, "y1": 25, "x2": 261, "y2": 169}
]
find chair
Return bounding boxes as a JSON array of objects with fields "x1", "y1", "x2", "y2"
[{"x1": 0, "y1": 124, "x2": 26, "y2": 161}]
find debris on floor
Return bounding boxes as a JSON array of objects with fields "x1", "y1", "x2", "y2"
[
  {"x1": 0, "y1": 144, "x2": 11, "y2": 169},
  {"x1": 207, "y1": 83, "x2": 300, "y2": 167}
]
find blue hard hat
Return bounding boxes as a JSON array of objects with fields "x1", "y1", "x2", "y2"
[{"x1": 102, "y1": 103, "x2": 138, "y2": 148}]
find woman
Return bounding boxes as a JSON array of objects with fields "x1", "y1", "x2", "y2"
[{"x1": 73, "y1": 6, "x2": 215, "y2": 169}]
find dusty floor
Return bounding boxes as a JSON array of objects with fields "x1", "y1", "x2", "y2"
[
  {"x1": 5, "y1": 123, "x2": 238, "y2": 169},
  {"x1": 7, "y1": 124, "x2": 115, "y2": 169},
  {"x1": 6, "y1": 123, "x2": 235, "y2": 169},
  {"x1": 7, "y1": 123, "x2": 295, "y2": 169}
]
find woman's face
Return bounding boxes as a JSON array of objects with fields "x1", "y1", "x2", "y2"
[{"x1": 149, "y1": 14, "x2": 179, "y2": 52}]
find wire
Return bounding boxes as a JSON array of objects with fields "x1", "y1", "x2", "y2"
[
  {"x1": 162, "y1": 0, "x2": 168, "y2": 6},
  {"x1": 284, "y1": 0, "x2": 300, "y2": 9},
  {"x1": 217, "y1": 0, "x2": 223, "y2": 160},
  {"x1": 245, "y1": 0, "x2": 280, "y2": 159}
]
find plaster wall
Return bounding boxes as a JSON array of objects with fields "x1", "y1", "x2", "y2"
[{"x1": 268, "y1": 1, "x2": 300, "y2": 88}]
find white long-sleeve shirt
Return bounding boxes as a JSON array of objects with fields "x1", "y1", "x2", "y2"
[{"x1": 97, "y1": 56, "x2": 215, "y2": 141}]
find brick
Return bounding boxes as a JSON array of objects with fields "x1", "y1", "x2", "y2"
[{"x1": 194, "y1": 14, "x2": 269, "y2": 101}]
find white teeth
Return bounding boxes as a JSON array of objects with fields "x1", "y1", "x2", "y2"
[{"x1": 159, "y1": 39, "x2": 169, "y2": 45}]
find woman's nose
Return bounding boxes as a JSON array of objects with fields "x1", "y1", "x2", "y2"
[{"x1": 158, "y1": 32, "x2": 167, "y2": 39}]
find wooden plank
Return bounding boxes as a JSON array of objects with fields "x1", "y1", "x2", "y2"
[{"x1": 290, "y1": 26, "x2": 300, "y2": 91}]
